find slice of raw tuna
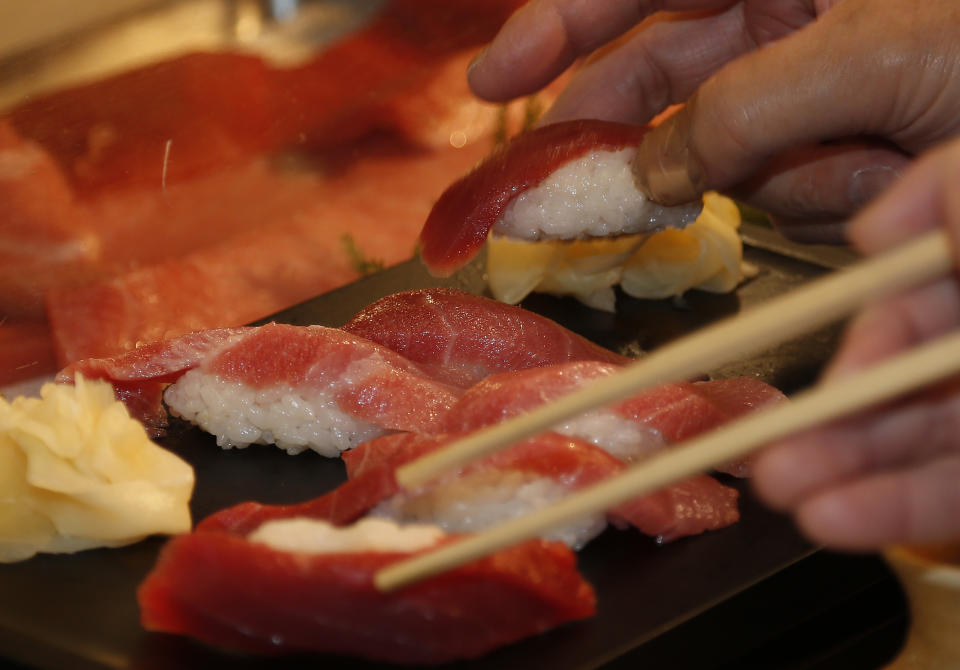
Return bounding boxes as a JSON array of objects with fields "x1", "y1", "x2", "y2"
[
  {"x1": 138, "y1": 520, "x2": 595, "y2": 664},
  {"x1": 343, "y1": 288, "x2": 630, "y2": 388},
  {"x1": 441, "y1": 361, "x2": 787, "y2": 475},
  {"x1": 60, "y1": 323, "x2": 461, "y2": 452},
  {"x1": 202, "y1": 430, "x2": 739, "y2": 545}
]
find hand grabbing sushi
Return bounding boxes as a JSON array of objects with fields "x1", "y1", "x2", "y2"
[
  {"x1": 416, "y1": 118, "x2": 749, "y2": 311},
  {"x1": 418, "y1": 119, "x2": 703, "y2": 277}
]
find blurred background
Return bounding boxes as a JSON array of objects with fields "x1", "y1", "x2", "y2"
[{"x1": 0, "y1": 0, "x2": 536, "y2": 392}]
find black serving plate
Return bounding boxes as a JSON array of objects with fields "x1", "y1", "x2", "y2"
[{"x1": 0, "y1": 226, "x2": 894, "y2": 670}]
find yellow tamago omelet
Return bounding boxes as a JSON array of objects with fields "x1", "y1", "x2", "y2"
[{"x1": 487, "y1": 192, "x2": 751, "y2": 312}]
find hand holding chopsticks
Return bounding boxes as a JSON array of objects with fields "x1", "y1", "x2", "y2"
[{"x1": 377, "y1": 228, "x2": 956, "y2": 592}]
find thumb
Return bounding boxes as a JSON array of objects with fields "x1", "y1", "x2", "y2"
[{"x1": 632, "y1": 3, "x2": 918, "y2": 205}]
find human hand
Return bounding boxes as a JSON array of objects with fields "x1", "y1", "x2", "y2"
[
  {"x1": 752, "y1": 137, "x2": 960, "y2": 551},
  {"x1": 467, "y1": 0, "x2": 960, "y2": 242}
]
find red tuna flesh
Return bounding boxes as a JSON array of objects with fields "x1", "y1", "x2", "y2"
[
  {"x1": 7, "y1": 1, "x2": 523, "y2": 195},
  {"x1": 8, "y1": 52, "x2": 277, "y2": 194},
  {"x1": 58, "y1": 327, "x2": 250, "y2": 434},
  {"x1": 0, "y1": 121, "x2": 102, "y2": 319},
  {"x1": 138, "y1": 528, "x2": 594, "y2": 664},
  {"x1": 60, "y1": 323, "x2": 461, "y2": 438},
  {"x1": 418, "y1": 120, "x2": 650, "y2": 276},
  {"x1": 345, "y1": 432, "x2": 740, "y2": 542},
  {"x1": 343, "y1": 288, "x2": 630, "y2": 388},
  {"x1": 239, "y1": 431, "x2": 738, "y2": 543},
  {"x1": 614, "y1": 474, "x2": 740, "y2": 543},
  {"x1": 205, "y1": 324, "x2": 461, "y2": 435},
  {"x1": 46, "y1": 134, "x2": 492, "y2": 366},
  {"x1": 0, "y1": 321, "x2": 58, "y2": 386},
  {"x1": 442, "y1": 361, "x2": 787, "y2": 476}
]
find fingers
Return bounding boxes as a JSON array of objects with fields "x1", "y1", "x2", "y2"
[
  {"x1": 752, "y1": 278, "x2": 960, "y2": 517},
  {"x1": 467, "y1": 0, "x2": 650, "y2": 102},
  {"x1": 753, "y1": 376, "x2": 960, "y2": 510},
  {"x1": 467, "y1": 0, "x2": 743, "y2": 103},
  {"x1": 537, "y1": 6, "x2": 755, "y2": 125},
  {"x1": 825, "y1": 278, "x2": 960, "y2": 379},
  {"x1": 732, "y1": 143, "x2": 908, "y2": 237},
  {"x1": 632, "y1": 0, "x2": 951, "y2": 205},
  {"x1": 846, "y1": 137, "x2": 960, "y2": 255},
  {"x1": 794, "y1": 455, "x2": 960, "y2": 550},
  {"x1": 750, "y1": 148, "x2": 960, "y2": 550}
]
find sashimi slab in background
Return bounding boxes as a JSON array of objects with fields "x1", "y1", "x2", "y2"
[{"x1": 0, "y1": 0, "x2": 534, "y2": 381}]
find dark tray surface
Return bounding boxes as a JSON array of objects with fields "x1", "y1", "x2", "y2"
[{"x1": 0, "y1": 232, "x2": 856, "y2": 670}]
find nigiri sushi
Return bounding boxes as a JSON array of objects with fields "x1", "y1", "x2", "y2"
[
  {"x1": 441, "y1": 361, "x2": 787, "y2": 476},
  {"x1": 342, "y1": 288, "x2": 630, "y2": 388},
  {"x1": 342, "y1": 432, "x2": 740, "y2": 546},
  {"x1": 58, "y1": 323, "x2": 462, "y2": 455},
  {"x1": 418, "y1": 119, "x2": 703, "y2": 276},
  {"x1": 138, "y1": 516, "x2": 595, "y2": 664},
  {"x1": 198, "y1": 430, "x2": 738, "y2": 547}
]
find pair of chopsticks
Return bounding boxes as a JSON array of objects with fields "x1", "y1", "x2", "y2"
[{"x1": 376, "y1": 230, "x2": 956, "y2": 592}]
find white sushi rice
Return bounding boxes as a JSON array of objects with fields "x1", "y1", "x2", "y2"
[
  {"x1": 164, "y1": 369, "x2": 387, "y2": 457},
  {"x1": 248, "y1": 517, "x2": 446, "y2": 554},
  {"x1": 372, "y1": 470, "x2": 607, "y2": 550},
  {"x1": 495, "y1": 148, "x2": 702, "y2": 240},
  {"x1": 557, "y1": 409, "x2": 667, "y2": 463}
]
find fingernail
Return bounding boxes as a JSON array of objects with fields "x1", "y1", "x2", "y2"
[
  {"x1": 849, "y1": 165, "x2": 901, "y2": 208},
  {"x1": 632, "y1": 114, "x2": 705, "y2": 206},
  {"x1": 467, "y1": 47, "x2": 489, "y2": 78}
]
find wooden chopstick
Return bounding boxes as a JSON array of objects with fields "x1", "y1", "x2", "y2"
[
  {"x1": 396, "y1": 230, "x2": 953, "y2": 490},
  {"x1": 377, "y1": 326, "x2": 960, "y2": 592}
]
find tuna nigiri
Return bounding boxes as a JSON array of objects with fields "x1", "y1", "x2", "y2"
[
  {"x1": 442, "y1": 361, "x2": 787, "y2": 476},
  {"x1": 138, "y1": 516, "x2": 595, "y2": 664},
  {"x1": 203, "y1": 432, "x2": 736, "y2": 546},
  {"x1": 342, "y1": 288, "x2": 630, "y2": 388},
  {"x1": 418, "y1": 120, "x2": 703, "y2": 276},
  {"x1": 59, "y1": 323, "x2": 461, "y2": 455},
  {"x1": 199, "y1": 430, "x2": 738, "y2": 547},
  {"x1": 342, "y1": 432, "x2": 740, "y2": 546}
]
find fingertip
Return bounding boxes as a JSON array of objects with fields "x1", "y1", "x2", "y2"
[
  {"x1": 794, "y1": 492, "x2": 872, "y2": 551},
  {"x1": 795, "y1": 457, "x2": 960, "y2": 551},
  {"x1": 465, "y1": 46, "x2": 489, "y2": 83},
  {"x1": 843, "y1": 142, "x2": 956, "y2": 255},
  {"x1": 848, "y1": 164, "x2": 903, "y2": 210},
  {"x1": 632, "y1": 109, "x2": 706, "y2": 205},
  {"x1": 750, "y1": 440, "x2": 813, "y2": 510}
]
